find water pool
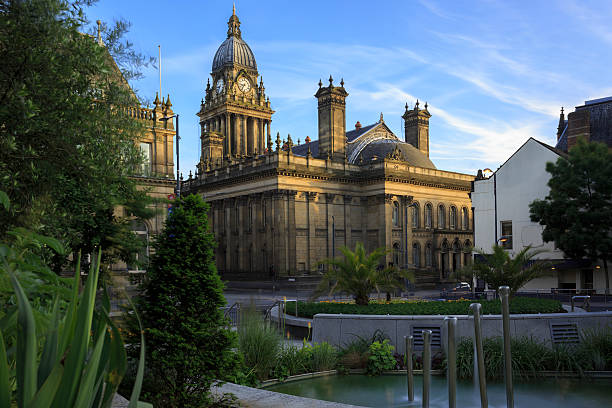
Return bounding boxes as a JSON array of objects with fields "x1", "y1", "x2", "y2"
[{"x1": 266, "y1": 374, "x2": 612, "y2": 408}]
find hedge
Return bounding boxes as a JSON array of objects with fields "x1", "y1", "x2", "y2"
[{"x1": 285, "y1": 297, "x2": 565, "y2": 318}]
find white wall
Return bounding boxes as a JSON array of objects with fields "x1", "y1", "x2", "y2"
[{"x1": 472, "y1": 138, "x2": 564, "y2": 290}]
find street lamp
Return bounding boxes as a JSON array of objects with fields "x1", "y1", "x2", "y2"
[{"x1": 160, "y1": 114, "x2": 180, "y2": 197}]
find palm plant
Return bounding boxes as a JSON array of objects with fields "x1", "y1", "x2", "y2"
[
  {"x1": 375, "y1": 265, "x2": 415, "y2": 302},
  {"x1": 313, "y1": 242, "x2": 392, "y2": 305},
  {"x1": 467, "y1": 245, "x2": 551, "y2": 296}
]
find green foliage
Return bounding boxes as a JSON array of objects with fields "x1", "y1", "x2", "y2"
[
  {"x1": 337, "y1": 330, "x2": 388, "y2": 370},
  {"x1": 286, "y1": 297, "x2": 564, "y2": 318},
  {"x1": 303, "y1": 342, "x2": 338, "y2": 372},
  {"x1": 456, "y1": 328, "x2": 612, "y2": 380},
  {"x1": 0, "y1": 234, "x2": 149, "y2": 407},
  {"x1": 313, "y1": 242, "x2": 412, "y2": 305},
  {"x1": 238, "y1": 306, "x2": 281, "y2": 382},
  {"x1": 461, "y1": 245, "x2": 551, "y2": 296},
  {"x1": 375, "y1": 265, "x2": 415, "y2": 302},
  {"x1": 0, "y1": 0, "x2": 155, "y2": 268},
  {"x1": 136, "y1": 194, "x2": 240, "y2": 407},
  {"x1": 366, "y1": 340, "x2": 396, "y2": 376},
  {"x1": 530, "y1": 139, "x2": 612, "y2": 290}
]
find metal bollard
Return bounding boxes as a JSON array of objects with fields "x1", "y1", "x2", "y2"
[
  {"x1": 405, "y1": 335, "x2": 414, "y2": 402},
  {"x1": 470, "y1": 303, "x2": 488, "y2": 408},
  {"x1": 423, "y1": 330, "x2": 432, "y2": 408},
  {"x1": 445, "y1": 317, "x2": 457, "y2": 408},
  {"x1": 499, "y1": 286, "x2": 513, "y2": 408}
]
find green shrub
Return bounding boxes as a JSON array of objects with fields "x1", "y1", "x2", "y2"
[
  {"x1": 238, "y1": 306, "x2": 281, "y2": 381},
  {"x1": 285, "y1": 297, "x2": 564, "y2": 318},
  {"x1": 366, "y1": 340, "x2": 396, "y2": 376},
  {"x1": 337, "y1": 330, "x2": 388, "y2": 370},
  {"x1": 308, "y1": 342, "x2": 338, "y2": 372},
  {"x1": 275, "y1": 344, "x2": 310, "y2": 379}
]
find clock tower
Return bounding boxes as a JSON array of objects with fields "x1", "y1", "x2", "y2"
[{"x1": 198, "y1": 6, "x2": 274, "y2": 168}]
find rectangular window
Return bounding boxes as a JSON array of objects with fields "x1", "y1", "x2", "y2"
[
  {"x1": 500, "y1": 221, "x2": 513, "y2": 249},
  {"x1": 140, "y1": 142, "x2": 152, "y2": 176}
]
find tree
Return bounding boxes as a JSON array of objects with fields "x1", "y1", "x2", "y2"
[
  {"x1": 530, "y1": 140, "x2": 612, "y2": 291},
  {"x1": 0, "y1": 0, "x2": 155, "y2": 269},
  {"x1": 375, "y1": 265, "x2": 414, "y2": 302},
  {"x1": 465, "y1": 245, "x2": 551, "y2": 296},
  {"x1": 136, "y1": 194, "x2": 240, "y2": 407},
  {"x1": 313, "y1": 242, "x2": 412, "y2": 305}
]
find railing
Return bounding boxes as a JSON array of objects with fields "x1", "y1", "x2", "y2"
[
  {"x1": 223, "y1": 302, "x2": 241, "y2": 327},
  {"x1": 571, "y1": 295, "x2": 591, "y2": 312}
]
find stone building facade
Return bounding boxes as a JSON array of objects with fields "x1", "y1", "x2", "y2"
[{"x1": 183, "y1": 10, "x2": 474, "y2": 283}]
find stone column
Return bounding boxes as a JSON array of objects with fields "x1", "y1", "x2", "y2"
[
  {"x1": 224, "y1": 199, "x2": 232, "y2": 275},
  {"x1": 307, "y1": 192, "x2": 317, "y2": 272},
  {"x1": 361, "y1": 197, "x2": 368, "y2": 249},
  {"x1": 237, "y1": 197, "x2": 245, "y2": 273},
  {"x1": 225, "y1": 112, "x2": 231, "y2": 157},
  {"x1": 382, "y1": 194, "x2": 393, "y2": 265},
  {"x1": 273, "y1": 191, "x2": 286, "y2": 276},
  {"x1": 233, "y1": 114, "x2": 240, "y2": 156},
  {"x1": 241, "y1": 115, "x2": 247, "y2": 156},
  {"x1": 343, "y1": 195, "x2": 352, "y2": 249},
  {"x1": 326, "y1": 193, "x2": 335, "y2": 269},
  {"x1": 287, "y1": 190, "x2": 297, "y2": 275}
]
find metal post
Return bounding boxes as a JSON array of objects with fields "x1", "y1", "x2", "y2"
[
  {"x1": 405, "y1": 335, "x2": 414, "y2": 402},
  {"x1": 445, "y1": 317, "x2": 457, "y2": 408},
  {"x1": 470, "y1": 303, "x2": 488, "y2": 408},
  {"x1": 423, "y1": 330, "x2": 432, "y2": 408},
  {"x1": 499, "y1": 286, "x2": 513, "y2": 408}
]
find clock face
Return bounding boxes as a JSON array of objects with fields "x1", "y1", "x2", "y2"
[
  {"x1": 237, "y1": 77, "x2": 251, "y2": 93},
  {"x1": 215, "y1": 79, "x2": 224, "y2": 94}
]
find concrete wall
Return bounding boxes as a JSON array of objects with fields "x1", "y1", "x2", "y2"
[{"x1": 313, "y1": 311, "x2": 612, "y2": 355}]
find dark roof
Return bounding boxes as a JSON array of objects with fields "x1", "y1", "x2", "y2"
[
  {"x1": 212, "y1": 35, "x2": 257, "y2": 72},
  {"x1": 292, "y1": 140, "x2": 319, "y2": 157},
  {"x1": 357, "y1": 139, "x2": 436, "y2": 169},
  {"x1": 576, "y1": 98, "x2": 612, "y2": 148},
  {"x1": 555, "y1": 121, "x2": 568, "y2": 152},
  {"x1": 345, "y1": 123, "x2": 378, "y2": 142}
]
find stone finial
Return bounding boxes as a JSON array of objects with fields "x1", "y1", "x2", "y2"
[
  {"x1": 233, "y1": 2, "x2": 236, "y2": 15},
  {"x1": 415, "y1": 99, "x2": 419, "y2": 110},
  {"x1": 154, "y1": 92, "x2": 160, "y2": 107},
  {"x1": 561, "y1": 106, "x2": 564, "y2": 114},
  {"x1": 424, "y1": 101, "x2": 428, "y2": 110},
  {"x1": 180, "y1": 172, "x2": 184, "y2": 181},
  {"x1": 96, "y1": 20, "x2": 102, "y2": 45},
  {"x1": 329, "y1": 75, "x2": 333, "y2": 86},
  {"x1": 340, "y1": 78, "x2": 344, "y2": 87},
  {"x1": 188, "y1": 170, "x2": 193, "y2": 180},
  {"x1": 275, "y1": 132, "x2": 281, "y2": 152},
  {"x1": 287, "y1": 134, "x2": 293, "y2": 150},
  {"x1": 267, "y1": 132, "x2": 273, "y2": 154},
  {"x1": 380, "y1": 112, "x2": 384, "y2": 123},
  {"x1": 297, "y1": 138, "x2": 301, "y2": 145},
  {"x1": 318, "y1": 79, "x2": 322, "y2": 88},
  {"x1": 405, "y1": 102, "x2": 409, "y2": 111},
  {"x1": 206, "y1": 78, "x2": 210, "y2": 90},
  {"x1": 165, "y1": 94, "x2": 172, "y2": 108}
]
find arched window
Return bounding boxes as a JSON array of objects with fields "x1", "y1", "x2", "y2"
[
  {"x1": 438, "y1": 204, "x2": 445, "y2": 229},
  {"x1": 425, "y1": 204, "x2": 433, "y2": 229},
  {"x1": 412, "y1": 242, "x2": 421, "y2": 268},
  {"x1": 450, "y1": 206, "x2": 457, "y2": 230},
  {"x1": 392, "y1": 201, "x2": 400, "y2": 227},
  {"x1": 462, "y1": 207, "x2": 469, "y2": 230},
  {"x1": 425, "y1": 243, "x2": 433, "y2": 267},
  {"x1": 393, "y1": 242, "x2": 401, "y2": 266},
  {"x1": 411, "y1": 202, "x2": 420, "y2": 228},
  {"x1": 452, "y1": 240, "x2": 461, "y2": 272}
]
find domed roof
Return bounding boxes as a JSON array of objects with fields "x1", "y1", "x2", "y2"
[
  {"x1": 355, "y1": 139, "x2": 436, "y2": 169},
  {"x1": 212, "y1": 36, "x2": 257, "y2": 72},
  {"x1": 212, "y1": 8, "x2": 257, "y2": 72}
]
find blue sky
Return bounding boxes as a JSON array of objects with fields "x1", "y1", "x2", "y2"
[{"x1": 88, "y1": 0, "x2": 612, "y2": 175}]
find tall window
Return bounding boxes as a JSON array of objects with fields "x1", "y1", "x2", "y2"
[
  {"x1": 462, "y1": 207, "x2": 469, "y2": 230},
  {"x1": 393, "y1": 242, "x2": 401, "y2": 266},
  {"x1": 392, "y1": 202, "x2": 400, "y2": 227},
  {"x1": 438, "y1": 204, "x2": 445, "y2": 229},
  {"x1": 139, "y1": 142, "x2": 152, "y2": 176},
  {"x1": 411, "y1": 203, "x2": 420, "y2": 228},
  {"x1": 500, "y1": 221, "x2": 513, "y2": 249},
  {"x1": 425, "y1": 204, "x2": 432, "y2": 229},
  {"x1": 425, "y1": 243, "x2": 433, "y2": 267},
  {"x1": 412, "y1": 243, "x2": 421, "y2": 268},
  {"x1": 450, "y1": 206, "x2": 457, "y2": 230},
  {"x1": 452, "y1": 240, "x2": 461, "y2": 272}
]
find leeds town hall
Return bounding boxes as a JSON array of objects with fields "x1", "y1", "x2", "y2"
[{"x1": 183, "y1": 9, "x2": 475, "y2": 283}]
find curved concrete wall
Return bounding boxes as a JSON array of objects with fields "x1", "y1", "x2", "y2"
[{"x1": 313, "y1": 311, "x2": 612, "y2": 355}]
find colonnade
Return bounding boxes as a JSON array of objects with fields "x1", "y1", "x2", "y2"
[{"x1": 202, "y1": 113, "x2": 271, "y2": 156}]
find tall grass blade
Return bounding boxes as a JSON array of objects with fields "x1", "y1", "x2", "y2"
[
  {"x1": 0, "y1": 330, "x2": 10, "y2": 408},
  {"x1": 59, "y1": 251, "x2": 82, "y2": 354},
  {"x1": 99, "y1": 315, "x2": 127, "y2": 408},
  {"x1": 38, "y1": 297, "x2": 60, "y2": 388},
  {"x1": 127, "y1": 293, "x2": 147, "y2": 408},
  {"x1": 9, "y1": 270, "x2": 38, "y2": 407},
  {"x1": 72, "y1": 323, "x2": 107, "y2": 408},
  {"x1": 52, "y1": 247, "x2": 101, "y2": 408},
  {"x1": 26, "y1": 363, "x2": 64, "y2": 408}
]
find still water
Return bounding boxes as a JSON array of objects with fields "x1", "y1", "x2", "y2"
[{"x1": 266, "y1": 374, "x2": 612, "y2": 408}]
